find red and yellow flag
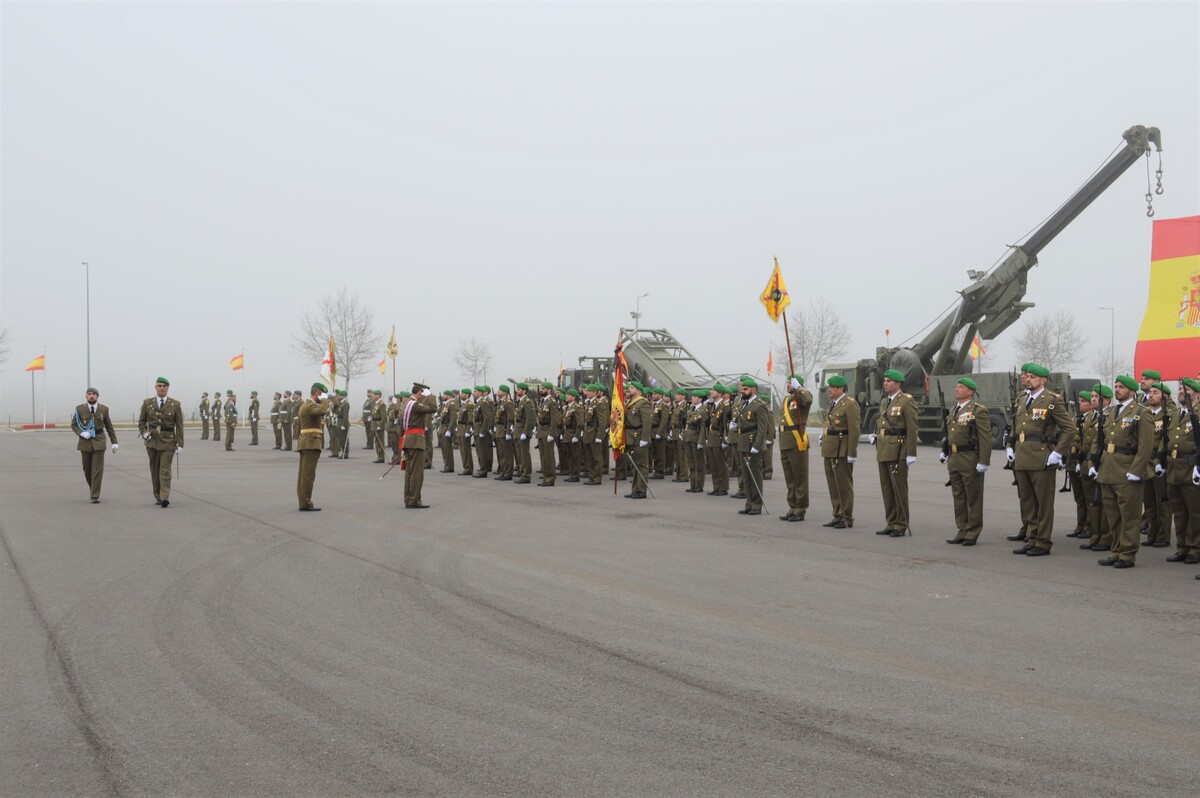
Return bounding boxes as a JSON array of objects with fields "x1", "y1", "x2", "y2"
[
  {"x1": 609, "y1": 342, "x2": 629, "y2": 462},
  {"x1": 760, "y1": 257, "x2": 791, "y2": 323},
  {"x1": 322, "y1": 336, "x2": 337, "y2": 382},
  {"x1": 969, "y1": 336, "x2": 985, "y2": 362},
  {"x1": 25, "y1": 354, "x2": 45, "y2": 372},
  {"x1": 229, "y1": 353, "x2": 245, "y2": 371},
  {"x1": 377, "y1": 358, "x2": 386, "y2": 375},
  {"x1": 1134, "y1": 216, "x2": 1200, "y2": 379},
  {"x1": 766, "y1": 350, "x2": 774, "y2": 376}
]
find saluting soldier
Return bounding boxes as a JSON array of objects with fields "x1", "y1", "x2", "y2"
[
  {"x1": 280, "y1": 391, "x2": 294, "y2": 451},
  {"x1": 372, "y1": 390, "x2": 387, "y2": 463},
  {"x1": 296, "y1": 383, "x2": 331, "y2": 511},
  {"x1": 684, "y1": 389, "x2": 710, "y2": 493},
  {"x1": 623, "y1": 381, "x2": 652, "y2": 498},
  {"x1": 270, "y1": 392, "x2": 283, "y2": 449},
  {"x1": 224, "y1": 392, "x2": 238, "y2": 450},
  {"x1": 248, "y1": 390, "x2": 260, "y2": 445},
  {"x1": 940, "y1": 377, "x2": 991, "y2": 545},
  {"x1": 1090, "y1": 375, "x2": 1154, "y2": 568},
  {"x1": 821, "y1": 375, "x2": 859, "y2": 528},
  {"x1": 494, "y1": 385, "x2": 515, "y2": 480},
  {"x1": 561, "y1": 388, "x2": 584, "y2": 482},
  {"x1": 1079, "y1": 386, "x2": 1114, "y2": 552},
  {"x1": 401, "y1": 383, "x2": 437, "y2": 508},
  {"x1": 473, "y1": 385, "x2": 495, "y2": 478},
  {"x1": 734, "y1": 376, "x2": 771, "y2": 515},
  {"x1": 72, "y1": 386, "x2": 119, "y2": 503},
  {"x1": 199, "y1": 392, "x2": 211, "y2": 440},
  {"x1": 138, "y1": 376, "x2": 185, "y2": 507},
  {"x1": 1165, "y1": 377, "x2": 1200, "y2": 565},
  {"x1": 1010, "y1": 363, "x2": 1076, "y2": 556},
  {"x1": 456, "y1": 388, "x2": 474, "y2": 476},
  {"x1": 777, "y1": 375, "x2": 813, "y2": 522},
  {"x1": 706, "y1": 384, "x2": 731, "y2": 496},
  {"x1": 1144, "y1": 383, "x2": 1174, "y2": 548},
  {"x1": 362, "y1": 389, "x2": 375, "y2": 450},
  {"x1": 536, "y1": 381, "x2": 561, "y2": 486},
  {"x1": 211, "y1": 391, "x2": 223, "y2": 443},
  {"x1": 873, "y1": 369, "x2": 918, "y2": 537},
  {"x1": 512, "y1": 382, "x2": 535, "y2": 483}
]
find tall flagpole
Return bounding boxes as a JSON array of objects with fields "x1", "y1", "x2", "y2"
[
  {"x1": 241, "y1": 346, "x2": 246, "y2": 427},
  {"x1": 41, "y1": 358, "x2": 47, "y2": 429}
]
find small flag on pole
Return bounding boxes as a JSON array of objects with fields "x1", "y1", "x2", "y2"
[
  {"x1": 760, "y1": 257, "x2": 791, "y2": 323},
  {"x1": 229, "y1": 353, "x2": 245, "y2": 371},
  {"x1": 969, "y1": 336, "x2": 985, "y2": 362},
  {"x1": 767, "y1": 350, "x2": 774, "y2": 376},
  {"x1": 378, "y1": 358, "x2": 386, "y2": 375},
  {"x1": 609, "y1": 342, "x2": 629, "y2": 464},
  {"x1": 25, "y1": 354, "x2": 45, "y2": 372},
  {"x1": 386, "y1": 325, "x2": 398, "y2": 358},
  {"x1": 322, "y1": 336, "x2": 337, "y2": 382}
]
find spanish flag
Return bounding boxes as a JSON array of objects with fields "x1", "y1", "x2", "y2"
[
  {"x1": 377, "y1": 358, "x2": 386, "y2": 375},
  {"x1": 766, "y1": 350, "x2": 774, "y2": 376},
  {"x1": 322, "y1": 336, "x2": 337, "y2": 382},
  {"x1": 609, "y1": 342, "x2": 629, "y2": 463},
  {"x1": 25, "y1": 354, "x2": 45, "y2": 372},
  {"x1": 760, "y1": 257, "x2": 791, "y2": 323},
  {"x1": 229, "y1": 353, "x2": 245, "y2": 371},
  {"x1": 1134, "y1": 216, "x2": 1200, "y2": 379},
  {"x1": 969, "y1": 336, "x2": 986, "y2": 362}
]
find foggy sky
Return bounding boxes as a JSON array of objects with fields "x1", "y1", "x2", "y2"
[{"x1": 2, "y1": 1, "x2": 1198, "y2": 423}]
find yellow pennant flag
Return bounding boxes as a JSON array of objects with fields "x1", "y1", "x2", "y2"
[
  {"x1": 378, "y1": 358, "x2": 386, "y2": 375},
  {"x1": 760, "y1": 257, "x2": 791, "y2": 323}
]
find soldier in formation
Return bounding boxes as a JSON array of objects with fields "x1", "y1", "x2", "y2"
[
  {"x1": 248, "y1": 390, "x2": 260, "y2": 445},
  {"x1": 820, "y1": 375, "x2": 858, "y2": 529},
  {"x1": 777, "y1": 375, "x2": 812, "y2": 522},
  {"x1": 1009, "y1": 363, "x2": 1075, "y2": 556},
  {"x1": 940, "y1": 377, "x2": 991, "y2": 546},
  {"x1": 872, "y1": 369, "x2": 918, "y2": 538},
  {"x1": 224, "y1": 391, "x2": 238, "y2": 450},
  {"x1": 199, "y1": 392, "x2": 210, "y2": 440}
]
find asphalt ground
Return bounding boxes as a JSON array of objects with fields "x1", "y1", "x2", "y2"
[{"x1": 3, "y1": 428, "x2": 1198, "y2": 797}]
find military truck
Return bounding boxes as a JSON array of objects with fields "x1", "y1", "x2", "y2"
[{"x1": 816, "y1": 124, "x2": 1162, "y2": 445}]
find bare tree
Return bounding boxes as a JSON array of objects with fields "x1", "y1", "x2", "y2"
[
  {"x1": 454, "y1": 337, "x2": 493, "y2": 385},
  {"x1": 775, "y1": 298, "x2": 852, "y2": 385},
  {"x1": 1090, "y1": 344, "x2": 1132, "y2": 384},
  {"x1": 291, "y1": 287, "x2": 384, "y2": 392},
  {"x1": 1013, "y1": 311, "x2": 1086, "y2": 372},
  {"x1": 0, "y1": 324, "x2": 9, "y2": 366}
]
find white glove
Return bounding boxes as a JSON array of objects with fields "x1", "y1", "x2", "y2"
[
  {"x1": 445, "y1": 431, "x2": 452, "y2": 438},
  {"x1": 721, "y1": 442, "x2": 729, "y2": 449},
  {"x1": 79, "y1": 430, "x2": 92, "y2": 439},
  {"x1": 111, "y1": 443, "x2": 118, "y2": 453},
  {"x1": 1088, "y1": 466, "x2": 1098, "y2": 479},
  {"x1": 1005, "y1": 447, "x2": 1014, "y2": 463},
  {"x1": 847, "y1": 456, "x2": 856, "y2": 463},
  {"x1": 520, "y1": 433, "x2": 527, "y2": 441},
  {"x1": 1154, "y1": 463, "x2": 1165, "y2": 476},
  {"x1": 639, "y1": 440, "x2": 649, "y2": 448},
  {"x1": 571, "y1": 437, "x2": 578, "y2": 443},
  {"x1": 1074, "y1": 463, "x2": 1081, "y2": 473},
  {"x1": 905, "y1": 455, "x2": 916, "y2": 467},
  {"x1": 729, "y1": 422, "x2": 737, "y2": 430},
  {"x1": 320, "y1": 393, "x2": 329, "y2": 400},
  {"x1": 341, "y1": 426, "x2": 347, "y2": 431},
  {"x1": 751, "y1": 447, "x2": 759, "y2": 454},
  {"x1": 142, "y1": 432, "x2": 151, "y2": 441},
  {"x1": 789, "y1": 377, "x2": 800, "y2": 391},
  {"x1": 697, "y1": 444, "x2": 704, "y2": 450},
  {"x1": 548, "y1": 436, "x2": 555, "y2": 442},
  {"x1": 175, "y1": 445, "x2": 182, "y2": 453},
  {"x1": 594, "y1": 439, "x2": 601, "y2": 444},
  {"x1": 1046, "y1": 451, "x2": 1063, "y2": 468},
  {"x1": 655, "y1": 434, "x2": 662, "y2": 440},
  {"x1": 938, "y1": 452, "x2": 947, "y2": 464},
  {"x1": 505, "y1": 434, "x2": 512, "y2": 440},
  {"x1": 1125, "y1": 472, "x2": 1141, "y2": 482},
  {"x1": 1193, "y1": 466, "x2": 1200, "y2": 486},
  {"x1": 869, "y1": 434, "x2": 877, "y2": 445},
  {"x1": 976, "y1": 463, "x2": 988, "y2": 473}
]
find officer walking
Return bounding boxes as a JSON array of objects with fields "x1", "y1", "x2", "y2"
[
  {"x1": 72, "y1": 387, "x2": 119, "y2": 503},
  {"x1": 138, "y1": 377, "x2": 185, "y2": 507}
]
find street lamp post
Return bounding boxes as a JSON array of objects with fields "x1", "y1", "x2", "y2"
[
  {"x1": 631, "y1": 293, "x2": 649, "y2": 333},
  {"x1": 84, "y1": 261, "x2": 91, "y2": 387},
  {"x1": 1099, "y1": 306, "x2": 1115, "y2": 386}
]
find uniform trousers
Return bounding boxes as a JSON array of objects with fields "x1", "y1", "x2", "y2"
[
  {"x1": 538, "y1": 437, "x2": 556, "y2": 483},
  {"x1": 296, "y1": 450, "x2": 319, "y2": 509},
  {"x1": 824, "y1": 457, "x2": 854, "y2": 524},
  {"x1": 1015, "y1": 468, "x2": 1056, "y2": 549},
  {"x1": 403, "y1": 448, "x2": 427, "y2": 506},
  {"x1": 949, "y1": 468, "x2": 985, "y2": 541},
  {"x1": 80, "y1": 449, "x2": 106, "y2": 499},
  {"x1": 1144, "y1": 478, "x2": 1173, "y2": 545},
  {"x1": 779, "y1": 447, "x2": 808, "y2": 516},
  {"x1": 1101, "y1": 480, "x2": 1143, "y2": 562},
  {"x1": 742, "y1": 449, "x2": 765, "y2": 511},
  {"x1": 1166, "y1": 482, "x2": 1200, "y2": 557},
  {"x1": 878, "y1": 460, "x2": 910, "y2": 532},
  {"x1": 147, "y1": 447, "x2": 176, "y2": 501}
]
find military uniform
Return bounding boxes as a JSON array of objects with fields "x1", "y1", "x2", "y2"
[
  {"x1": 1092, "y1": 387, "x2": 1154, "y2": 566},
  {"x1": 373, "y1": 393, "x2": 387, "y2": 463},
  {"x1": 1079, "y1": 399, "x2": 1112, "y2": 550},
  {"x1": 762, "y1": 404, "x2": 776, "y2": 481},
  {"x1": 401, "y1": 388, "x2": 437, "y2": 507},
  {"x1": 494, "y1": 387, "x2": 515, "y2": 480},
  {"x1": 623, "y1": 387, "x2": 652, "y2": 497},
  {"x1": 943, "y1": 394, "x2": 992, "y2": 543},
  {"x1": 671, "y1": 392, "x2": 690, "y2": 482},
  {"x1": 362, "y1": 393, "x2": 375, "y2": 450},
  {"x1": 224, "y1": 396, "x2": 238, "y2": 450},
  {"x1": 777, "y1": 380, "x2": 813, "y2": 521},
  {"x1": 336, "y1": 393, "x2": 351, "y2": 458},
  {"x1": 1143, "y1": 403, "x2": 1173, "y2": 547},
  {"x1": 735, "y1": 379, "x2": 771, "y2": 514},
  {"x1": 537, "y1": 385, "x2": 561, "y2": 486},
  {"x1": 456, "y1": 392, "x2": 474, "y2": 476},
  {"x1": 211, "y1": 395, "x2": 223, "y2": 443},
  {"x1": 512, "y1": 386, "x2": 535, "y2": 482},
  {"x1": 821, "y1": 388, "x2": 860, "y2": 527},
  {"x1": 875, "y1": 383, "x2": 918, "y2": 536},
  {"x1": 248, "y1": 392, "x2": 260, "y2": 445},
  {"x1": 650, "y1": 393, "x2": 667, "y2": 478},
  {"x1": 281, "y1": 393, "x2": 294, "y2": 450},
  {"x1": 270, "y1": 394, "x2": 283, "y2": 448},
  {"x1": 291, "y1": 391, "x2": 302, "y2": 453},
  {"x1": 438, "y1": 392, "x2": 457, "y2": 471},
  {"x1": 561, "y1": 391, "x2": 584, "y2": 481},
  {"x1": 473, "y1": 389, "x2": 496, "y2": 477},
  {"x1": 199, "y1": 395, "x2": 210, "y2": 440},
  {"x1": 1011, "y1": 380, "x2": 1076, "y2": 553},
  {"x1": 297, "y1": 390, "x2": 331, "y2": 510},
  {"x1": 591, "y1": 389, "x2": 611, "y2": 482},
  {"x1": 706, "y1": 389, "x2": 731, "y2": 495},
  {"x1": 1065, "y1": 401, "x2": 1091, "y2": 536},
  {"x1": 387, "y1": 396, "x2": 403, "y2": 464},
  {"x1": 684, "y1": 393, "x2": 710, "y2": 493},
  {"x1": 1165, "y1": 393, "x2": 1200, "y2": 563},
  {"x1": 138, "y1": 380, "x2": 185, "y2": 506},
  {"x1": 72, "y1": 395, "x2": 118, "y2": 502}
]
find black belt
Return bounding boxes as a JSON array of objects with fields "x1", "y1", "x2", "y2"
[
  {"x1": 883, "y1": 430, "x2": 905, "y2": 436},
  {"x1": 1112, "y1": 445, "x2": 1136, "y2": 455},
  {"x1": 783, "y1": 424, "x2": 801, "y2": 432},
  {"x1": 826, "y1": 429, "x2": 847, "y2": 436},
  {"x1": 949, "y1": 443, "x2": 977, "y2": 453},
  {"x1": 1020, "y1": 433, "x2": 1047, "y2": 442}
]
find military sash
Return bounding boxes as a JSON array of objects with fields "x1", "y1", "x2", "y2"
[{"x1": 782, "y1": 396, "x2": 807, "y2": 451}]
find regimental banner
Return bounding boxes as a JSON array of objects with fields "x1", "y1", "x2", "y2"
[{"x1": 1135, "y1": 216, "x2": 1200, "y2": 380}]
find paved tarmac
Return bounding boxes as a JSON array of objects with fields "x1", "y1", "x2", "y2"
[{"x1": 3, "y1": 428, "x2": 1198, "y2": 797}]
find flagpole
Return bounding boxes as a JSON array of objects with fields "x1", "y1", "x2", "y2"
[
  {"x1": 30, "y1": 370, "x2": 34, "y2": 426},
  {"x1": 241, "y1": 346, "x2": 246, "y2": 427},
  {"x1": 782, "y1": 312, "x2": 796, "y2": 382},
  {"x1": 41, "y1": 364, "x2": 46, "y2": 429}
]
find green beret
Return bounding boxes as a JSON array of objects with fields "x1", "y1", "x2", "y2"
[
  {"x1": 479, "y1": 385, "x2": 491, "y2": 393},
  {"x1": 226, "y1": 390, "x2": 234, "y2": 396},
  {"x1": 1154, "y1": 382, "x2": 1172, "y2": 396},
  {"x1": 1183, "y1": 377, "x2": 1200, "y2": 392},
  {"x1": 739, "y1": 375, "x2": 758, "y2": 388},
  {"x1": 629, "y1": 381, "x2": 643, "y2": 392},
  {"x1": 458, "y1": 388, "x2": 468, "y2": 395},
  {"x1": 674, "y1": 387, "x2": 686, "y2": 396},
  {"x1": 155, "y1": 376, "x2": 169, "y2": 385},
  {"x1": 827, "y1": 375, "x2": 848, "y2": 388},
  {"x1": 312, "y1": 382, "x2": 327, "y2": 393},
  {"x1": 567, "y1": 388, "x2": 579, "y2": 397},
  {"x1": 336, "y1": 390, "x2": 347, "y2": 396},
  {"x1": 957, "y1": 377, "x2": 977, "y2": 391},
  {"x1": 691, "y1": 389, "x2": 707, "y2": 398},
  {"x1": 1026, "y1": 363, "x2": 1050, "y2": 378},
  {"x1": 1020, "y1": 363, "x2": 1033, "y2": 373},
  {"x1": 516, "y1": 382, "x2": 528, "y2": 391},
  {"x1": 251, "y1": 391, "x2": 258, "y2": 396},
  {"x1": 498, "y1": 384, "x2": 510, "y2": 393},
  {"x1": 1078, "y1": 390, "x2": 1093, "y2": 401},
  {"x1": 541, "y1": 380, "x2": 554, "y2": 389},
  {"x1": 883, "y1": 369, "x2": 904, "y2": 382},
  {"x1": 474, "y1": 385, "x2": 485, "y2": 393},
  {"x1": 1096, "y1": 385, "x2": 1114, "y2": 399},
  {"x1": 1141, "y1": 369, "x2": 1162, "y2": 380},
  {"x1": 788, "y1": 374, "x2": 805, "y2": 385},
  {"x1": 393, "y1": 393, "x2": 402, "y2": 399},
  {"x1": 1115, "y1": 375, "x2": 1138, "y2": 391},
  {"x1": 594, "y1": 384, "x2": 606, "y2": 393},
  {"x1": 713, "y1": 382, "x2": 726, "y2": 393},
  {"x1": 442, "y1": 389, "x2": 453, "y2": 395},
  {"x1": 400, "y1": 391, "x2": 412, "y2": 398},
  {"x1": 372, "y1": 389, "x2": 381, "y2": 396}
]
